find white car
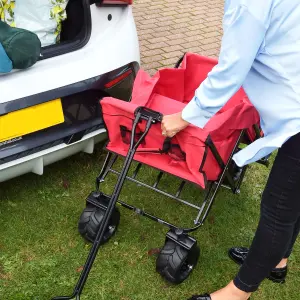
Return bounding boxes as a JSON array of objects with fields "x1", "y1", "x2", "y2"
[{"x1": 0, "y1": 0, "x2": 140, "y2": 182}]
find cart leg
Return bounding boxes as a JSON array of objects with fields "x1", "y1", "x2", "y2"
[
  {"x1": 234, "y1": 165, "x2": 248, "y2": 194},
  {"x1": 199, "y1": 130, "x2": 245, "y2": 225},
  {"x1": 193, "y1": 182, "x2": 214, "y2": 225},
  {"x1": 95, "y1": 152, "x2": 118, "y2": 191}
]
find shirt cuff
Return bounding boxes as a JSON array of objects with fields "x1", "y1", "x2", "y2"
[{"x1": 182, "y1": 97, "x2": 213, "y2": 128}]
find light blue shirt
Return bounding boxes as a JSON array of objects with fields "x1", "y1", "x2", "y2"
[
  {"x1": 0, "y1": 42, "x2": 12, "y2": 73},
  {"x1": 182, "y1": 0, "x2": 300, "y2": 167}
]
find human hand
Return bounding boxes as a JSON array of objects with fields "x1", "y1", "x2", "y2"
[{"x1": 161, "y1": 112, "x2": 189, "y2": 138}]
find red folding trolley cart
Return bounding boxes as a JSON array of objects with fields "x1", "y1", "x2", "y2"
[{"x1": 53, "y1": 53, "x2": 268, "y2": 300}]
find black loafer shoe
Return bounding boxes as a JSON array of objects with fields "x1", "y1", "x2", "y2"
[
  {"x1": 229, "y1": 247, "x2": 287, "y2": 283},
  {"x1": 268, "y1": 266, "x2": 288, "y2": 283},
  {"x1": 188, "y1": 294, "x2": 211, "y2": 300},
  {"x1": 229, "y1": 247, "x2": 249, "y2": 265}
]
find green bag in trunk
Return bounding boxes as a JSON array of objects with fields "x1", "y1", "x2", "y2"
[{"x1": 0, "y1": 20, "x2": 41, "y2": 70}]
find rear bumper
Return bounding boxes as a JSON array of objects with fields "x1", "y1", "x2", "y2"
[{"x1": 0, "y1": 128, "x2": 107, "y2": 183}]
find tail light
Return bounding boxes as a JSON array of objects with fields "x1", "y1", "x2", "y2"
[
  {"x1": 105, "y1": 69, "x2": 133, "y2": 88},
  {"x1": 100, "y1": 0, "x2": 133, "y2": 5}
]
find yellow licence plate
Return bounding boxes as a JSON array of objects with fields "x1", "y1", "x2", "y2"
[{"x1": 0, "y1": 99, "x2": 64, "y2": 143}]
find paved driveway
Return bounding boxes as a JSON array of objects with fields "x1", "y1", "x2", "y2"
[{"x1": 133, "y1": 0, "x2": 224, "y2": 74}]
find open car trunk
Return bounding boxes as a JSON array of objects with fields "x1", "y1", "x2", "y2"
[{"x1": 40, "y1": 0, "x2": 92, "y2": 60}]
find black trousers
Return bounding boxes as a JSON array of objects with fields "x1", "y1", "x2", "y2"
[{"x1": 234, "y1": 132, "x2": 300, "y2": 292}]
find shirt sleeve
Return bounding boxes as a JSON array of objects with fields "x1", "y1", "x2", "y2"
[{"x1": 182, "y1": 5, "x2": 268, "y2": 128}]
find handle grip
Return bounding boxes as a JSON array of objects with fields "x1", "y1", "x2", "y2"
[{"x1": 134, "y1": 107, "x2": 163, "y2": 123}]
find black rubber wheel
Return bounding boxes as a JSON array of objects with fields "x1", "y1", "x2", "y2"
[
  {"x1": 156, "y1": 240, "x2": 200, "y2": 284},
  {"x1": 78, "y1": 206, "x2": 120, "y2": 244}
]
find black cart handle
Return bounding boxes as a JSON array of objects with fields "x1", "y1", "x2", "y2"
[
  {"x1": 134, "y1": 106, "x2": 163, "y2": 123},
  {"x1": 134, "y1": 106, "x2": 173, "y2": 153}
]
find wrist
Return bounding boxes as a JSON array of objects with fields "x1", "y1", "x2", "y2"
[{"x1": 180, "y1": 111, "x2": 190, "y2": 126}]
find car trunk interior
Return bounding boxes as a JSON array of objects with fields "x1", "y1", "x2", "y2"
[{"x1": 41, "y1": 0, "x2": 92, "y2": 59}]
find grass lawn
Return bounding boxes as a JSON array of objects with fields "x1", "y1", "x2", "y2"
[{"x1": 0, "y1": 145, "x2": 299, "y2": 300}]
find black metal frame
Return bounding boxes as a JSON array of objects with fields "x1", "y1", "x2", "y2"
[
  {"x1": 52, "y1": 107, "x2": 266, "y2": 300},
  {"x1": 90, "y1": 131, "x2": 246, "y2": 233}
]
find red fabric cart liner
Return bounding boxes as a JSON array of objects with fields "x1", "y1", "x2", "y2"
[{"x1": 101, "y1": 53, "x2": 260, "y2": 189}]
